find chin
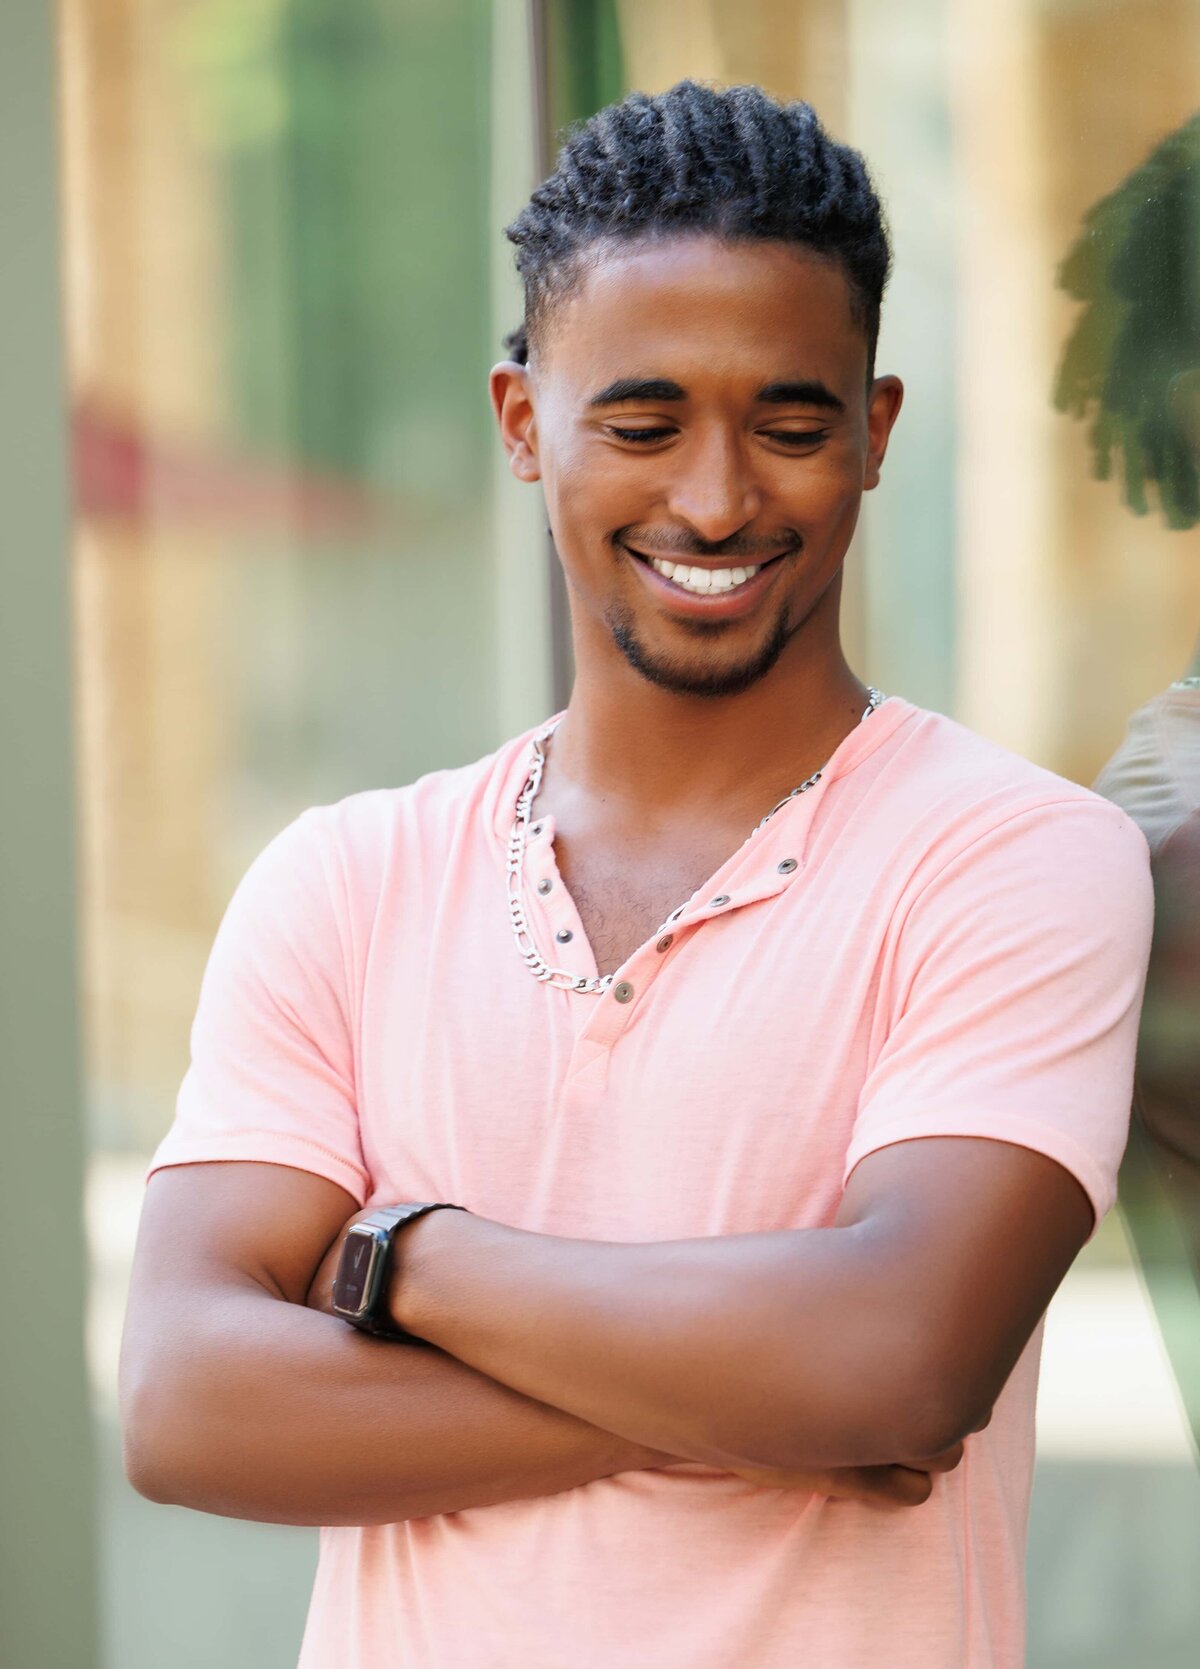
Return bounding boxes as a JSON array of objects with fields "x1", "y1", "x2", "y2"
[{"x1": 607, "y1": 605, "x2": 794, "y2": 700}]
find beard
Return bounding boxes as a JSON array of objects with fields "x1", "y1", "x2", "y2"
[{"x1": 603, "y1": 599, "x2": 796, "y2": 699}]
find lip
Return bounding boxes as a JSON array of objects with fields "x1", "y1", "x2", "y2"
[{"x1": 622, "y1": 543, "x2": 790, "y2": 621}]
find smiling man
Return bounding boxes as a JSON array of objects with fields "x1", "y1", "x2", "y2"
[{"x1": 121, "y1": 83, "x2": 1154, "y2": 1669}]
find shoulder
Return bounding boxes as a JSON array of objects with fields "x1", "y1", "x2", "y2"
[
  {"x1": 876, "y1": 701, "x2": 1148, "y2": 858},
  {"x1": 855, "y1": 703, "x2": 1152, "y2": 928},
  {"x1": 277, "y1": 723, "x2": 545, "y2": 904}
]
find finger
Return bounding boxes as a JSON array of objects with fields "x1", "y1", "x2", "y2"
[
  {"x1": 923, "y1": 1441, "x2": 965, "y2": 1473},
  {"x1": 832, "y1": 1465, "x2": 933, "y2": 1510}
]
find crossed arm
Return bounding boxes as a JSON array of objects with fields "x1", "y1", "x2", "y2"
[
  {"x1": 308, "y1": 1133, "x2": 1094, "y2": 1473},
  {"x1": 121, "y1": 1135, "x2": 1091, "y2": 1526}
]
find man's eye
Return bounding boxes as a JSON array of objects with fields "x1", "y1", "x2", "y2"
[
  {"x1": 763, "y1": 429, "x2": 830, "y2": 448},
  {"x1": 606, "y1": 426, "x2": 676, "y2": 443}
]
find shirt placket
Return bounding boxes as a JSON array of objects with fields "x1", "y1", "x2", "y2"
[{"x1": 560, "y1": 772, "x2": 837, "y2": 1071}]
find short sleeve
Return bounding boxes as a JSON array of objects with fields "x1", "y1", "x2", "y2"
[
  {"x1": 844, "y1": 797, "x2": 1154, "y2": 1233},
  {"x1": 146, "y1": 806, "x2": 369, "y2": 1205}
]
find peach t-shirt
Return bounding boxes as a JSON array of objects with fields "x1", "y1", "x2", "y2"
[{"x1": 148, "y1": 696, "x2": 1153, "y2": 1669}]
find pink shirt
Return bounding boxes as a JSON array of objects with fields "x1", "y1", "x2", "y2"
[{"x1": 148, "y1": 696, "x2": 1153, "y2": 1669}]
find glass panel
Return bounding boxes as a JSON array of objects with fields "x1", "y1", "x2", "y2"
[
  {"x1": 552, "y1": 3, "x2": 1200, "y2": 1666},
  {"x1": 57, "y1": 2, "x2": 544, "y2": 1664}
]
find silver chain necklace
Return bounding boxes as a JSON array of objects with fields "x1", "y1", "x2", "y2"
[{"x1": 506, "y1": 688, "x2": 885, "y2": 995}]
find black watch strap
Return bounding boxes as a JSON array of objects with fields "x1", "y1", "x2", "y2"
[{"x1": 367, "y1": 1202, "x2": 467, "y2": 1341}]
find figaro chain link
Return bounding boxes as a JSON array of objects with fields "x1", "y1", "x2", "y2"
[{"x1": 507, "y1": 687, "x2": 885, "y2": 995}]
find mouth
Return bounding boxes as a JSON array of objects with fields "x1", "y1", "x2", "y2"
[
  {"x1": 622, "y1": 544, "x2": 790, "y2": 598},
  {"x1": 619, "y1": 541, "x2": 793, "y2": 624}
]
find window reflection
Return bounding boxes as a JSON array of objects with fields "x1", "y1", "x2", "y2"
[
  {"x1": 1060, "y1": 113, "x2": 1200, "y2": 1453},
  {"x1": 60, "y1": 3, "x2": 1200, "y2": 1666}
]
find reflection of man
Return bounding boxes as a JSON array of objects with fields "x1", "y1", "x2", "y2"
[
  {"x1": 122, "y1": 83, "x2": 1151, "y2": 1668},
  {"x1": 1056, "y1": 116, "x2": 1200, "y2": 1447}
]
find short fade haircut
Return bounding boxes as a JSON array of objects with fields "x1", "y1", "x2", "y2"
[{"x1": 503, "y1": 79, "x2": 891, "y2": 377}]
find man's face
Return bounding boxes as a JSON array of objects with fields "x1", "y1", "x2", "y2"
[{"x1": 492, "y1": 234, "x2": 902, "y2": 699}]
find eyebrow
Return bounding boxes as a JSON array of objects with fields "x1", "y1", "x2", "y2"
[{"x1": 587, "y1": 376, "x2": 845, "y2": 412}]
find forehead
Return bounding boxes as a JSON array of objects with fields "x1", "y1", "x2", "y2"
[{"x1": 538, "y1": 235, "x2": 866, "y2": 392}]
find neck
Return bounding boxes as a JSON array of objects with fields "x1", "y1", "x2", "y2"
[{"x1": 543, "y1": 600, "x2": 871, "y2": 832}]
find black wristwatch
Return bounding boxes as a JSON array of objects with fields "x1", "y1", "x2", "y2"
[{"x1": 331, "y1": 1203, "x2": 467, "y2": 1341}]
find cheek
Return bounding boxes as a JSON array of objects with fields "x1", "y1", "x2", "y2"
[
  {"x1": 546, "y1": 445, "x2": 641, "y2": 537},
  {"x1": 781, "y1": 452, "x2": 866, "y2": 531}
]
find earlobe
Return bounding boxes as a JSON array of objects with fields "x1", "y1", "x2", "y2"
[{"x1": 510, "y1": 448, "x2": 541, "y2": 484}]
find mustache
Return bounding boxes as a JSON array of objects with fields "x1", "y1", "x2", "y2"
[{"x1": 616, "y1": 527, "x2": 802, "y2": 560}]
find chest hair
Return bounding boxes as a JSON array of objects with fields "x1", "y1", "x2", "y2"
[{"x1": 554, "y1": 842, "x2": 734, "y2": 978}]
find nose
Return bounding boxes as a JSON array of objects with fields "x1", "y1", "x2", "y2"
[{"x1": 664, "y1": 426, "x2": 762, "y2": 546}]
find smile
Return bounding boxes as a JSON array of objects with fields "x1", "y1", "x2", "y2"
[{"x1": 624, "y1": 546, "x2": 787, "y2": 597}]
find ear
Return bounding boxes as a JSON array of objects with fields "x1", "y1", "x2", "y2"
[
  {"x1": 490, "y1": 361, "x2": 541, "y2": 483},
  {"x1": 863, "y1": 375, "x2": 904, "y2": 491}
]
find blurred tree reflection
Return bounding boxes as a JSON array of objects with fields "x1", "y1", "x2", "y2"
[{"x1": 1056, "y1": 114, "x2": 1200, "y2": 529}]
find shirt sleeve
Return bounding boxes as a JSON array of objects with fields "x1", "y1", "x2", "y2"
[
  {"x1": 844, "y1": 796, "x2": 1155, "y2": 1234},
  {"x1": 146, "y1": 806, "x2": 369, "y2": 1205}
]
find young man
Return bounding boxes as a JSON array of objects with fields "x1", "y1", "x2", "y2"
[{"x1": 121, "y1": 82, "x2": 1153, "y2": 1668}]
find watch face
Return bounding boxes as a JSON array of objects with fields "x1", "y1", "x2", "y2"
[{"x1": 333, "y1": 1224, "x2": 385, "y2": 1317}]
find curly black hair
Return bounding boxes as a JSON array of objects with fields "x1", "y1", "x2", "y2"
[
  {"x1": 503, "y1": 80, "x2": 891, "y2": 377},
  {"x1": 1055, "y1": 114, "x2": 1200, "y2": 530}
]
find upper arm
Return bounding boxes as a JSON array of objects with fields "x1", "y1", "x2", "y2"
[
  {"x1": 127, "y1": 1161, "x2": 359, "y2": 1312},
  {"x1": 119, "y1": 1159, "x2": 359, "y2": 1467},
  {"x1": 831, "y1": 795, "x2": 1154, "y2": 1446},
  {"x1": 834, "y1": 1136, "x2": 1093, "y2": 1445}
]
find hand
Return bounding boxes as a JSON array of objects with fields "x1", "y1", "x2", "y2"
[{"x1": 725, "y1": 1439, "x2": 968, "y2": 1511}]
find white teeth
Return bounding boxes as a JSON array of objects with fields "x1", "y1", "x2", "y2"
[{"x1": 648, "y1": 557, "x2": 762, "y2": 595}]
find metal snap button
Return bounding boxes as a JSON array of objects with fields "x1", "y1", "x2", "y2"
[
  {"x1": 555, "y1": 927, "x2": 573, "y2": 943},
  {"x1": 655, "y1": 934, "x2": 673, "y2": 954},
  {"x1": 709, "y1": 894, "x2": 730, "y2": 907},
  {"x1": 537, "y1": 877, "x2": 553, "y2": 894},
  {"x1": 613, "y1": 980, "x2": 635, "y2": 1004},
  {"x1": 776, "y1": 858, "x2": 798, "y2": 874}
]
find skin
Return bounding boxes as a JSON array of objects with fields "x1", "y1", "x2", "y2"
[
  {"x1": 489, "y1": 237, "x2": 903, "y2": 970},
  {"x1": 360, "y1": 236, "x2": 1092, "y2": 1468},
  {"x1": 122, "y1": 231, "x2": 1094, "y2": 1526},
  {"x1": 302, "y1": 235, "x2": 1101, "y2": 1475}
]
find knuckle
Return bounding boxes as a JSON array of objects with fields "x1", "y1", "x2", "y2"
[
  {"x1": 907, "y1": 1469, "x2": 934, "y2": 1504},
  {"x1": 933, "y1": 1441, "x2": 965, "y2": 1471}
]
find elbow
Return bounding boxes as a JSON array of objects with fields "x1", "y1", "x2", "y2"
[
  {"x1": 884, "y1": 1362, "x2": 992, "y2": 1465},
  {"x1": 727, "y1": 1354, "x2": 984, "y2": 1473},
  {"x1": 124, "y1": 1441, "x2": 174, "y2": 1506},
  {"x1": 121, "y1": 1380, "x2": 174, "y2": 1504},
  {"x1": 119, "y1": 1354, "x2": 196, "y2": 1506}
]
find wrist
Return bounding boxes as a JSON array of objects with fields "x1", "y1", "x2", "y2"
[{"x1": 387, "y1": 1204, "x2": 477, "y2": 1341}]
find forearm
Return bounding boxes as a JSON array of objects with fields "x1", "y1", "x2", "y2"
[
  {"x1": 394, "y1": 1213, "x2": 936, "y2": 1474},
  {"x1": 120, "y1": 1279, "x2": 667, "y2": 1526}
]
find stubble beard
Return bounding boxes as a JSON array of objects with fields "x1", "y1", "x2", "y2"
[{"x1": 603, "y1": 599, "x2": 796, "y2": 699}]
